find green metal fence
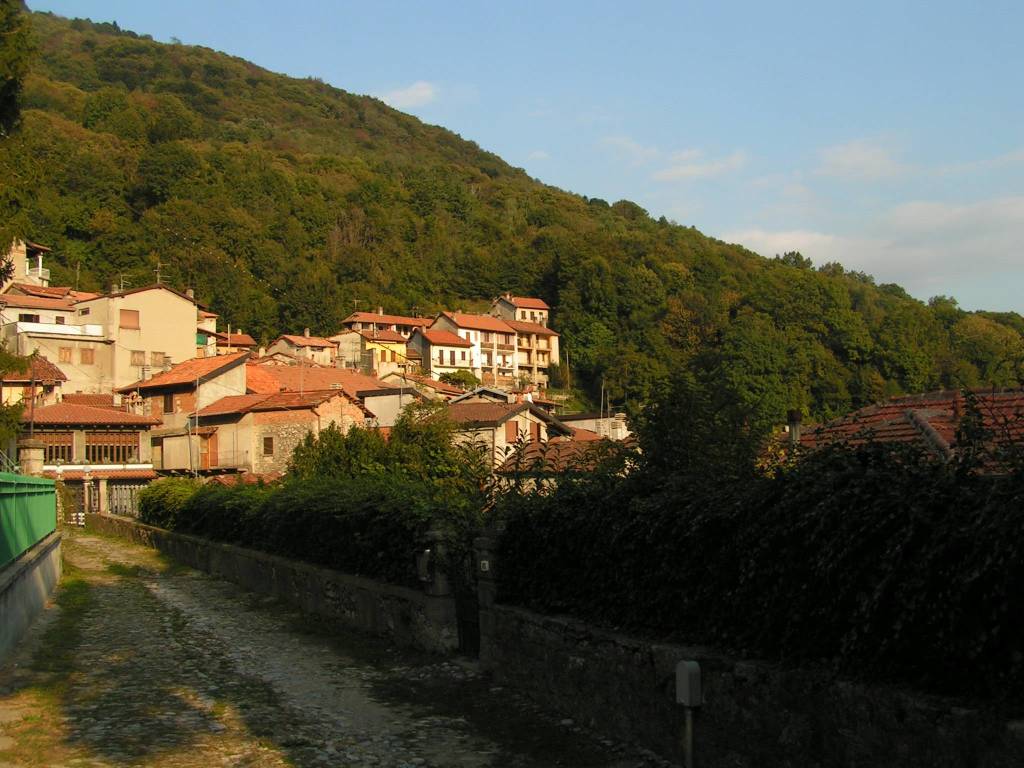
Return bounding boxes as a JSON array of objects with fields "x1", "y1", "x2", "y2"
[{"x1": 0, "y1": 472, "x2": 57, "y2": 569}]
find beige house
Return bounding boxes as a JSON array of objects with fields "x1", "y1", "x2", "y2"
[
  {"x1": 407, "y1": 327, "x2": 476, "y2": 381},
  {"x1": 0, "y1": 356, "x2": 67, "y2": 407},
  {"x1": 447, "y1": 400, "x2": 571, "y2": 466},
  {"x1": 266, "y1": 331, "x2": 336, "y2": 365},
  {"x1": 196, "y1": 390, "x2": 369, "y2": 474},
  {"x1": 507, "y1": 319, "x2": 560, "y2": 387},
  {"x1": 491, "y1": 294, "x2": 550, "y2": 327},
  {"x1": 118, "y1": 352, "x2": 250, "y2": 472},
  {"x1": 332, "y1": 328, "x2": 411, "y2": 377},
  {"x1": 2, "y1": 240, "x2": 53, "y2": 292}
]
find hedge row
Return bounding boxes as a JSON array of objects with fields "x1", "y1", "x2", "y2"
[
  {"x1": 497, "y1": 443, "x2": 1024, "y2": 701},
  {"x1": 138, "y1": 474, "x2": 435, "y2": 587}
]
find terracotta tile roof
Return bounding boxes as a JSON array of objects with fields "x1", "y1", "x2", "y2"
[
  {"x1": 244, "y1": 363, "x2": 389, "y2": 400},
  {"x1": 358, "y1": 329, "x2": 407, "y2": 343},
  {"x1": 439, "y1": 312, "x2": 514, "y2": 333},
  {"x1": 343, "y1": 311, "x2": 431, "y2": 328},
  {"x1": 0, "y1": 294, "x2": 75, "y2": 311},
  {"x1": 419, "y1": 329, "x2": 473, "y2": 348},
  {"x1": 508, "y1": 296, "x2": 550, "y2": 310},
  {"x1": 23, "y1": 402, "x2": 160, "y2": 426},
  {"x1": 43, "y1": 469, "x2": 159, "y2": 481},
  {"x1": 496, "y1": 439, "x2": 609, "y2": 475},
  {"x1": 506, "y1": 319, "x2": 559, "y2": 336},
  {"x1": 800, "y1": 389, "x2": 1024, "y2": 464},
  {"x1": 198, "y1": 309, "x2": 219, "y2": 319},
  {"x1": 381, "y1": 372, "x2": 466, "y2": 396},
  {"x1": 0, "y1": 355, "x2": 67, "y2": 384},
  {"x1": 99, "y1": 283, "x2": 196, "y2": 304},
  {"x1": 9, "y1": 283, "x2": 73, "y2": 298},
  {"x1": 274, "y1": 334, "x2": 336, "y2": 349},
  {"x1": 216, "y1": 333, "x2": 257, "y2": 347},
  {"x1": 118, "y1": 352, "x2": 249, "y2": 392},
  {"x1": 199, "y1": 389, "x2": 349, "y2": 417},
  {"x1": 447, "y1": 401, "x2": 530, "y2": 427},
  {"x1": 62, "y1": 393, "x2": 115, "y2": 406}
]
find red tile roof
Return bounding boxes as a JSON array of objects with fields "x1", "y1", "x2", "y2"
[
  {"x1": 800, "y1": 389, "x2": 1024, "y2": 463},
  {"x1": 23, "y1": 402, "x2": 160, "y2": 426},
  {"x1": 382, "y1": 372, "x2": 466, "y2": 397},
  {"x1": 419, "y1": 329, "x2": 473, "y2": 348},
  {"x1": 244, "y1": 364, "x2": 389, "y2": 400},
  {"x1": 0, "y1": 294, "x2": 75, "y2": 311},
  {"x1": 43, "y1": 469, "x2": 159, "y2": 481},
  {"x1": 198, "y1": 309, "x2": 219, "y2": 319},
  {"x1": 506, "y1": 319, "x2": 559, "y2": 337},
  {"x1": 439, "y1": 312, "x2": 513, "y2": 333},
  {"x1": 343, "y1": 311, "x2": 431, "y2": 328},
  {"x1": 62, "y1": 393, "x2": 115, "y2": 407},
  {"x1": 216, "y1": 333, "x2": 257, "y2": 347},
  {"x1": 0, "y1": 355, "x2": 67, "y2": 384},
  {"x1": 496, "y1": 439, "x2": 610, "y2": 475},
  {"x1": 118, "y1": 352, "x2": 249, "y2": 392},
  {"x1": 274, "y1": 334, "x2": 336, "y2": 349},
  {"x1": 358, "y1": 329, "x2": 407, "y2": 343},
  {"x1": 508, "y1": 296, "x2": 550, "y2": 310},
  {"x1": 199, "y1": 389, "x2": 350, "y2": 417},
  {"x1": 447, "y1": 401, "x2": 530, "y2": 427}
]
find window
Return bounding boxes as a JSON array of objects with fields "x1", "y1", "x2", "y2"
[
  {"x1": 505, "y1": 421, "x2": 519, "y2": 442},
  {"x1": 449, "y1": 350, "x2": 455, "y2": 366},
  {"x1": 521, "y1": 310, "x2": 527, "y2": 319},
  {"x1": 18, "y1": 313, "x2": 40, "y2": 323},
  {"x1": 59, "y1": 347, "x2": 72, "y2": 363},
  {"x1": 55, "y1": 316, "x2": 65, "y2": 325},
  {"x1": 151, "y1": 351, "x2": 165, "y2": 368},
  {"x1": 80, "y1": 348, "x2": 94, "y2": 365},
  {"x1": 482, "y1": 332, "x2": 492, "y2": 343},
  {"x1": 130, "y1": 350, "x2": 145, "y2": 366},
  {"x1": 119, "y1": 309, "x2": 140, "y2": 329},
  {"x1": 39, "y1": 432, "x2": 73, "y2": 463},
  {"x1": 461, "y1": 350, "x2": 466, "y2": 361},
  {"x1": 437, "y1": 349, "x2": 445, "y2": 364},
  {"x1": 163, "y1": 393, "x2": 174, "y2": 414},
  {"x1": 85, "y1": 431, "x2": 140, "y2": 464},
  {"x1": 263, "y1": 436, "x2": 274, "y2": 456},
  {"x1": 79, "y1": 307, "x2": 90, "y2": 316}
]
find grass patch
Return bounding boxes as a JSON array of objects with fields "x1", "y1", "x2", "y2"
[{"x1": 30, "y1": 564, "x2": 92, "y2": 680}]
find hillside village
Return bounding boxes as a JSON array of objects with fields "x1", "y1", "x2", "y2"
[{"x1": 1, "y1": 240, "x2": 627, "y2": 516}]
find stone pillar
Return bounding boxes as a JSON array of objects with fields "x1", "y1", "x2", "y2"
[
  {"x1": 18, "y1": 439, "x2": 45, "y2": 476},
  {"x1": 97, "y1": 477, "x2": 108, "y2": 514},
  {"x1": 419, "y1": 529, "x2": 451, "y2": 597},
  {"x1": 474, "y1": 531, "x2": 498, "y2": 669}
]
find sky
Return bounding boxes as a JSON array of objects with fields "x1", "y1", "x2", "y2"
[{"x1": 29, "y1": 0, "x2": 1024, "y2": 314}]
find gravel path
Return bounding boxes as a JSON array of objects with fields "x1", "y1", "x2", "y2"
[{"x1": 0, "y1": 530, "x2": 673, "y2": 768}]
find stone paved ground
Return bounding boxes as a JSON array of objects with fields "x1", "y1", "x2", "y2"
[{"x1": 0, "y1": 530, "x2": 675, "y2": 768}]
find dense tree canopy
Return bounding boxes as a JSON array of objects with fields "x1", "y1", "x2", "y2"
[{"x1": 2, "y1": 11, "x2": 1022, "y2": 423}]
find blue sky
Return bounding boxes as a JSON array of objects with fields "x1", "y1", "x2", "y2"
[{"x1": 30, "y1": 1, "x2": 1024, "y2": 313}]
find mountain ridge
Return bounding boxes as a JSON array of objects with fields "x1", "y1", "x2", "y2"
[{"x1": 3, "y1": 9, "x2": 1022, "y2": 420}]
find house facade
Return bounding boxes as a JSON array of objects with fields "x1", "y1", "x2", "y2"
[
  {"x1": 332, "y1": 328, "x2": 411, "y2": 378},
  {"x1": 447, "y1": 400, "x2": 571, "y2": 465},
  {"x1": 407, "y1": 328, "x2": 476, "y2": 381},
  {"x1": 266, "y1": 332, "x2": 336, "y2": 365},
  {"x1": 0, "y1": 356, "x2": 66, "y2": 407},
  {"x1": 341, "y1": 310, "x2": 431, "y2": 339},
  {"x1": 491, "y1": 294, "x2": 550, "y2": 327}
]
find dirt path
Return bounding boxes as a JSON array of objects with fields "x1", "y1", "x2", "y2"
[{"x1": 0, "y1": 529, "x2": 671, "y2": 768}]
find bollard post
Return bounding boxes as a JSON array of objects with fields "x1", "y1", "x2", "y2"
[{"x1": 676, "y1": 660, "x2": 702, "y2": 768}]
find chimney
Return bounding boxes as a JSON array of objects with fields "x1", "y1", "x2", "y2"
[
  {"x1": 110, "y1": 282, "x2": 118, "y2": 295},
  {"x1": 186, "y1": 287, "x2": 194, "y2": 300},
  {"x1": 377, "y1": 306, "x2": 384, "y2": 315},
  {"x1": 304, "y1": 327, "x2": 310, "y2": 338},
  {"x1": 787, "y1": 409, "x2": 802, "y2": 447}
]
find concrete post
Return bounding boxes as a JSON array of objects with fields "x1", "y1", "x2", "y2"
[
  {"x1": 421, "y1": 529, "x2": 451, "y2": 597},
  {"x1": 474, "y1": 531, "x2": 498, "y2": 669},
  {"x1": 97, "y1": 477, "x2": 108, "y2": 514},
  {"x1": 17, "y1": 439, "x2": 45, "y2": 476}
]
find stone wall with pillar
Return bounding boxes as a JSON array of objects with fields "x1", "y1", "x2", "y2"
[{"x1": 17, "y1": 439, "x2": 45, "y2": 476}]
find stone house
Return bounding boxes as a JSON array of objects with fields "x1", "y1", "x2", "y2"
[
  {"x1": 196, "y1": 390, "x2": 370, "y2": 474},
  {"x1": 266, "y1": 331, "x2": 337, "y2": 365},
  {"x1": 379, "y1": 371, "x2": 466, "y2": 401}
]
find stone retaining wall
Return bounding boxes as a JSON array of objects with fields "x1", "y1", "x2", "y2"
[
  {"x1": 0, "y1": 531, "x2": 61, "y2": 662},
  {"x1": 485, "y1": 603, "x2": 1024, "y2": 767},
  {"x1": 85, "y1": 514, "x2": 457, "y2": 654}
]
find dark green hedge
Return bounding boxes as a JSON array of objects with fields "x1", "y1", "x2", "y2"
[
  {"x1": 498, "y1": 443, "x2": 1024, "y2": 701},
  {"x1": 139, "y1": 474, "x2": 434, "y2": 588}
]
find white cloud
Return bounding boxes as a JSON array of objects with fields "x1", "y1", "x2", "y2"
[
  {"x1": 599, "y1": 135, "x2": 660, "y2": 166},
  {"x1": 527, "y1": 150, "x2": 550, "y2": 161},
  {"x1": 816, "y1": 138, "x2": 905, "y2": 180},
  {"x1": 377, "y1": 81, "x2": 438, "y2": 109},
  {"x1": 652, "y1": 149, "x2": 747, "y2": 181},
  {"x1": 720, "y1": 195, "x2": 1024, "y2": 309}
]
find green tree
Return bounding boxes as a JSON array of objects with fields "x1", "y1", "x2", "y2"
[
  {"x1": 0, "y1": 0, "x2": 33, "y2": 137},
  {"x1": 438, "y1": 370, "x2": 479, "y2": 390}
]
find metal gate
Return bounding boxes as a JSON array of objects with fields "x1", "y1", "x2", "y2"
[{"x1": 108, "y1": 482, "x2": 146, "y2": 517}]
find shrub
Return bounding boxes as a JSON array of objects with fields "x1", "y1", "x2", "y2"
[{"x1": 137, "y1": 477, "x2": 200, "y2": 528}]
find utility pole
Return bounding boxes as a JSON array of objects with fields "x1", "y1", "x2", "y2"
[{"x1": 154, "y1": 259, "x2": 163, "y2": 285}]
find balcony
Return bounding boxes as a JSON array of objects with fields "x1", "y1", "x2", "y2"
[
  {"x1": 26, "y1": 266, "x2": 51, "y2": 282},
  {"x1": 4, "y1": 321, "x2": 105, "y2": 339},
  {"x1": 497, "y1": 343, "x2": 515, "y2": 351}
]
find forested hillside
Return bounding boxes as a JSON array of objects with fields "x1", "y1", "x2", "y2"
[{"x1": 3, "y1": 10, "x2": 1023, "y2": 421}]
